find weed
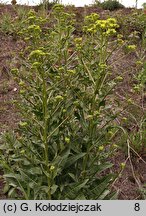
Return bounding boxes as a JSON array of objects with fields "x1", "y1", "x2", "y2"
[
  {"x1": 0, "y1": 5, "x2": 125, "y2": 199},
  {"x1": 0, "y1": 6, "x2": 29, "y2": 39}
]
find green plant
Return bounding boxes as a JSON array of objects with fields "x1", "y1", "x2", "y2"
[
  {"x1": 0, "y1": 5, "x2": 128, "y2": 200},
  {"x1": 140, "y1": 186, "x2": 146, "y2": 199},
  {"x1": 37, "y1": 0, "x2": 60, "y2": 11},
  {"x1": 115, "y1": 10, "x2": 146, "y2": 39},
  {"x1": 93, "y1": 0, "x2": 102, "y2": 7},
  {"x1": 100, "y1": 0, "x2": 124, "y2": 11},
  {"x1": 0, "y1": 13, "x2": 13, "y2": 34},
  {"x1": 0, "y1": 6, "x2": 29, "y2": 38}
]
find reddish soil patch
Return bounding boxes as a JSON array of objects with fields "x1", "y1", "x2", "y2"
[
  {"x1": 111, "y1": 151, "x2": 146, "y2": 199},
  {"x1": 0, "y1": 32, "x2": 25, "y2": 133}
]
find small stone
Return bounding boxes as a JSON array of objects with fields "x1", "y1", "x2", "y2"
[{"x1": 13, "y1": 88, "x2": 17, "y2": 92}]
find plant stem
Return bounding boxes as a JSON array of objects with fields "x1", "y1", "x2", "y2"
[{"x1": 42, "y1": 68, "x2": 51, "y2": 199}]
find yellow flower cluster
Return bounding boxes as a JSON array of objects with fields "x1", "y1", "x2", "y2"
[
  {"x1": 96, "y1": 18, "x2": 119, "y2": 30},
  {"x1": 127, "y1": 45, "x2": 136, "y2": 51},
  {"x1": 74, "y1": 37, "x2": 83, "y2": 50},
  {"x1": 28, "y1": 9, "x2": 36, "y2": 17},
  {"x1": 65, "y1": 137, "x2": 70, "y2": 144},
  {"x1": 84, "y1": 13, "x2": 100, "y2": 24},
  {"x1": 74, "y1": 37, "x2": 82, "y2": 44},
  {"x1": 29, "y1": 50, "x2": 46, "y2": 60},
  {"x1": 84, "y1": 14, "x2": 119, "y2": 36},
  {"x1": 28, "y1": 24, "x2": 42, "y2": 34},
  {"x1": 136, "y1": 61, "x2": 143, "y2": 66},
  {"x1": 55, "y1": 95, "x2": 64, "y2": 101},
  {"x1": 52, "y1": 4, "x2": 64, "y2": 13}
]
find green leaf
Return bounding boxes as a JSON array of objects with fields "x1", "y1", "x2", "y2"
[
  {"x1": 90, "y1": 174, "x2": 114, "y2": 199},
  {"x1": 105, "y1": 191, "x2": 118, "y2": 200},
  {"x1": 34, "y1": 186, "x2": 49, "y2": 199},
  {"x1": 0, "y1": 144, "x2": 7, "y2": 150},
  {"x1": 68, "y1": 173, "x2": 76, "y2": 182},
  {"x1": 0, "y1": 160, "x2": 13, "y2": 172},
  {"x1": 98, "y1": 189, "x2": 110, "y2": 199},
  {"x1": 76, "y1": 194, "x2": 86, "y2": 200},
  {"x1": 3, "y1": 183, "x2": 10, "y2": 194},
  {"x1": 28, "y1": 167, "x2": 42, "y2": 175},
  {"x1": 63, "y1": 179, "x2": 89, "y2": 199},
  {"x1": 89, "y1": 163, "x2": 113, "y2": 176},
  {"x1": 65, "y1": 153, "x2": 86, "y2": 168},
  {"x1": 3, "y1": 174, "x2": 20, "y2": 189},
  {"x1": 99, "y1": 100, "x2": 106, "y2": 107},
  {"x1": 51, "y1": 184, "x2": 58, "y2": 194},
  {"x1": 75, "y1": 179, "x2": 89, "y2": 190},
  {"x1": 3, "y1": 173, "x2": 17, "y2": 179},
  {"x1": 52, "y1": 147, "x2": 70, "y2": 168},
  {"x1": 8, "y1": 187, "x2": 16, "y2": 198}
]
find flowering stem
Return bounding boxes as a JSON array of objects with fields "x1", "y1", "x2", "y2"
[{"x1": 42, "y1": 67, "x2": 51, "y2": 199}]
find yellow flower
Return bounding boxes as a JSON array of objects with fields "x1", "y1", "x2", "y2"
[
  {"x1": 19, "y1": 81, "x2": 25, "y2": 87},
  {"x1": 62, "y1": 109, "x2": 66, "y2": 113},
  {"x1": 100, "y1": 23, "x2": 106, "y2": 29},
  {"x1": 117, "y1": 34, "x2": 123, "y2": 39},
  {"x1": 106, "y1": 29, "x2": 116, "y2": 36},
  {"x1": 65, "y1": 137, "x2": 70, "y2": 144},
  {"x1": 86, "y1": 115, "x2": 93, "y2": 120},
  {"x1": 58, "y1": 67, "x2": 64, "y2": 72},
  {"x1": 122, "y1": 117, "x2": 127, "y2": 121},
  {"x1": 107, "y1": 18, "x2": 117, "y2": 24},
  {"x1": 117, "y1": 39, "x2": 124, "y2": 45},
  {"x1": 74, "y1": 37, "x2": 82, "y2": 44},
  {"x1": 29, "y1": 50, "x2": 46, "y2": 59},
  {"x1": 99, "y1": 63, "x2": 107, "y2": 69},
  {"x1": 96, "y1": 20, "x2": 107, "y2": 29},
  {"x1": 127, "y1": 45, "x2": 136, "y2": 51},
  {"x1": 73, "y1": 100, "x2": 79, "y2": 106},
  {"x1": 92, "y1": 13, "x2": 100, "y2": 21},
  {"x1": 55, "y1": 95, "x2": 64, "y2": 100},
  {"x1": 112, "y1": 144, "x2": 118, "y2": 148},
  {"x1": 67, "y1": 69, "x2": 76, "y2": 74},
  {"x1": 127, "y1": 98, "x2": 133, "y2": 104},
  {"x1": 28, "y1": 10, "x2": 36, "y2": 17},
  {"x1": 136, "y1": 61, "x2": 143, "y2": 66},
  {"x1": 28, "y1": 24, "x2": 42, "y2": 33},
  {"x1": 99, "y1": 146, "x2": 104, "y2": 151},
  {"x1": 120, "y1": 163, "x2": 126, "y2": 169},
  {"x1": 19, "y1": 122, "x2": 28, "y2": 127},
  {"x1": 20, "y1": 150, "x2": 25, "y2": 154},
  {"x1": 32, "y1": 62, "x2": 41, "y2": 68},
  {"x1": 53, "y1": 4, "x2": 64, "y2": 12},
  {"x1": 116, "y1": 76, "x2": 123, "y2": 81},
  {"x1": 20, "y1": 89, "x2": 26, "y2": 94},
  {"x1": 50, "y1": 165, "x2": 55, "y2": 171},
  {"x1": 27, "y1": 16, "x2": 36, "y2": 22}
]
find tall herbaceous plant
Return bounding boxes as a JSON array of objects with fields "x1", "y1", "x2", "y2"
[{"x1": 0, "y1": 5, "x2": 124, "y2": 199}]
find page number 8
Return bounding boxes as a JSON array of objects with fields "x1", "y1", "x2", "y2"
[{"x1": 134, "y1": 203, "x2": 140, "y2": 211}]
